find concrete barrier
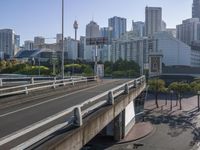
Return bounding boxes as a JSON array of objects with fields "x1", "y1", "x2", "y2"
[{"x1": 39, "y1": 82, "x2": 146, "y2": 150}]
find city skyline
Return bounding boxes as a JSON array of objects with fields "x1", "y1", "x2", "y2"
[{"x1": 0, "y1": 0, "x2": 193, "y2": 44}]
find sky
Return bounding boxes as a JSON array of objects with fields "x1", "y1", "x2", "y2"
[{"x1": 0, "y1": 0, "x2": 193, "y2": 44}]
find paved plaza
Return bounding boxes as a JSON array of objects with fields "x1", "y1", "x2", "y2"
[{"x1": 86, "y1": 94, "x2": 200, "y2": 150}]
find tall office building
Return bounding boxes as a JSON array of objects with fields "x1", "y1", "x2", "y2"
[
  {"x1": 85, "y1": 21, "x2": 100, "y2": 38},
  {"x1": 132, "y1": 21, "x2": 145, "y2": 37},
  {"x1": 56, "y1": 34, "x2": 62, "y2": 43},
  {"x1": 100, "y1": 27, "x2": 109, "y2": 38},
  {"x1": 14, "y1": 35, "x2": 20, "y2": 49},
  {"x1": 176, "y1": 18, "x2": 200, "y2": 45},
  {"x1": 145, "y1": 7, "x2": 162, "y2": 36},
  {"x1": 161, "y1": 20, "x2": 167, "y2": 31},
  {"x1": 34, "y1": 36, "x2": 45, "y2": 48},
  {"x1": 192, "y1": 0, "x2": 200, "y2": 20},
  {"x1": 108, "y1": 16, "x2": 127, "y2": 39},
  {"x1": 24, "y1": 40, "x2": 34, "y2": 50},
  {"x1": 0, "y1": 29, "x2": 18, "y2": 58}
]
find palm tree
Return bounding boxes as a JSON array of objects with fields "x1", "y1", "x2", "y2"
[{"x1": 148, "y1": 79, "x2": 165, "y2": 108}]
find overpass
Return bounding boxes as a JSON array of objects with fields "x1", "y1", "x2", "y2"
[{"x1": 0, "y1": 76, "x2": 146, "y2": 150}]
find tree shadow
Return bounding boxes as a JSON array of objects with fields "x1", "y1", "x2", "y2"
[{"x1": 144, "y1": 108, "x2": 200, "y2": 146}]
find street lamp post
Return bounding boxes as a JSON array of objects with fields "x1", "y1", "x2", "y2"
[
  {"x1": 108, "y1": 26, "x2": 113, "y2": 78},
  {"x1": 39, "y1": 53, "x2": 41, "y2": 76},
  {"x1": 170, "y1": 90, "x2": 173, "y2": 111},
  {"x1": 61, "y1": 0, "x2": 65, "y2": 79},
  {"x1": 197, "y1": 91, "x2": 200, "y2": 111}
]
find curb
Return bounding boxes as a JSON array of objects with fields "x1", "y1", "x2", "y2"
[{"x1": 117, "y1": 122, "x2": 155, "y2": 145}]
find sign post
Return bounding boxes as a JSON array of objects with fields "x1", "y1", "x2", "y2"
[{"x1": 86, "y1": 37, "x2": 108, "y2": 76}]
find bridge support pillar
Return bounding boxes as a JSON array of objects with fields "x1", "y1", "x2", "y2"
[{"x1": 114, "y1": 110, "x2": 125, "y2": 141}]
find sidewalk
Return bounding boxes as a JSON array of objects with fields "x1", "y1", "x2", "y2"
[{"x1": 121, "y1": 122, "x2": 154, "y2": 143}]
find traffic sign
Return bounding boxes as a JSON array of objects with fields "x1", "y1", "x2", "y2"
[{"x1": 86, "y1": 37, "x2": 108, "y2": 45}]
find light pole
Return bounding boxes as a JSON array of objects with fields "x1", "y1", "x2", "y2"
[
  {"x1": 170, "y1": 90, "x2": 173, "y2": 111},
  {"x1": 108, "y1": 26, "x2": 113, "y2": 78},
  {"x1": 197, "y1": 91, "x2": 200, "y2": 111},
  {"x1": 39, "y1": 52, "x2": 41, "y2": 76},
  {"x1": 61, "y1": 0, "x2": 65, "y2": 79}
]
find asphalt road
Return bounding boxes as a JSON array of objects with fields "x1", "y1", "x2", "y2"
[{"x1": 0, "y1": 79, "x2": 130, "y2": 149}]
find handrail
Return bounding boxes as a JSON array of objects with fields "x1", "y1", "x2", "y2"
[
  {"x1": 0, "y1": 76, "x2": 87, "y2": 87},
  {"x1": 1, "y1": 75, "x2": 146, "y2": 149},
  {"x1": 0, "y1": 76, "x2": 97, "y2": 97}
]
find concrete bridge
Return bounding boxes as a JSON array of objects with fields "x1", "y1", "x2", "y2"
[{"x1": 0, "y1": 76, "x2": 146, "y2": 150}]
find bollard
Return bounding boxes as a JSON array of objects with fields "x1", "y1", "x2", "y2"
[
  {"x1": 72, "y1": 78, "x2": 74, "y2": 86},
  {"x1": 108, "y1": 91, "x2": 114, "y2": 105},
  {"x1": 124, "y1": 84, "x2": 129, "y2": 94},
  {"x1": 73, "y1": 106, "x2": 82, "y2": 127},
  {"x1": 0, "y1": 79, "x2": 2, "y2": 87}
]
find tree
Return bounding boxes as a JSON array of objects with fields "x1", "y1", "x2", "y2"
[
  {"x1": 168, "y1": 82, "x2": 179, "y2": 106},
  {"x1": 190, "y1": 81, "x2": 200, "y2": 111},
  {"x1": 104, "y1": 59, "x2": 140, "y2": 78},
  {"x1": 168, "y1": 82, "x2": 190, "y2": 110},
  {"x1": 148, "y1": 79, "x2": 166, "y2": 108},
  {"x1": 0, "y1": 60, "x2": 7, "y2": 71}
]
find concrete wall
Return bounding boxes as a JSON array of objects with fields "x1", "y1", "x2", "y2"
[
  {"x1": 124, "y1": 101, "x2": 136, "y2": 136},
  {"x1": 40, "y1": 82, "x2": 146, "y2": 150}
]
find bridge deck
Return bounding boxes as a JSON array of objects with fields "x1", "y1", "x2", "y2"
[{"x1": 0, "y1": 79, "x2": 130, "y2": 149}]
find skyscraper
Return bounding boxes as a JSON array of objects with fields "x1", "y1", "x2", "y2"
[
  {"x1": 24, "y1": 40, "x2": 34, "y2": 50},
  {"x1": 0, "y1": 29, "x2": 17, "y2": 58},
  {"x1": 85, "y1": 21, "x2": 100, "y2": 38},
  {"x1": 192, "y1": 0, "x2": 200, "y2": 20},
  {"x1": 176, "y1": 18, "x2": 200, "y2": 45},
  {"x1": 132, "y1": 21, "x2": 145, "y2": 37},
  {"x1": 34, "y1": 36, "x2": 45, "y2": 48},
  {"x1": 145, "y1": 7, "x2": 162, "y2": 36},
  {"x1": 56, "y1": 34, "x2": 62, "y2": 43},
  {"x1": 108, "y1": 16, "x2": 127, "y2": 40}
]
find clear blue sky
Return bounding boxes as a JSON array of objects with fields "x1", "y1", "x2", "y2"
[{"x1": 0, "y1": 0, "x2": 193, "y2": 44}]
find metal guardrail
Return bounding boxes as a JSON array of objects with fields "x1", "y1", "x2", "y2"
[
  {"x1": 0, "y1": 75, "x2": 146, "y2": 149},
  {"x1": 0, "y1": 76, "x2": 88, "y2": 87},
  {"x1": 0, "y1": 76, "x2": 97, "y2": 97}
]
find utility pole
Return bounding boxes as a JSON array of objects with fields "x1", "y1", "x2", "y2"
[{"x1": 61, "y1": 0, "x2": 65, "y2": 79}]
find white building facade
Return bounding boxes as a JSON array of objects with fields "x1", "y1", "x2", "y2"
[
  {"x1": 153, "y1": 32, "x2": 191, "y2": 66},
  {"x1": 176, "y1": 18, "x2": 200, "y2": 45},
  {"x1": 64, "y1": 37, "x2": 78, "y2": 60}
]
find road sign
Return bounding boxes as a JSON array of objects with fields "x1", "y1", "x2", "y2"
[{"x1": 86, "y1": 37, "x2": 108, "y2": 45}]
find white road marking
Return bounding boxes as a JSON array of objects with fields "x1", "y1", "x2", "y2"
[
  {"x1": 0, "y1": 85, "x2": 98, "y2": 118},
  {"x1": 0, "y1": 80, "x2": 120, "y2": 146},
  {"x1": 0, "y1": 107, "x2": 75, "y2": 146},
  {"x1": 0, "y1": 80, "x2": 117, "y2": 118}
]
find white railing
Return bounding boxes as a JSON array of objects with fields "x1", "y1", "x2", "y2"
[
  {"x1": 0, "y1": 75, "x2": 146, "y2": 150},
  {"x1": 0, "y1": 76, "x2": 92, "y2": 87},
  {"x1": 0, "y1": 76, "x2": 97, "y2": 97},
  {"x1": 0, "y1": 77, "x2": 58, "y2": 87}
]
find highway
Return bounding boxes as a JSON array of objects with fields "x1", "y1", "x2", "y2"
[{"x1": 0, "y1": 79, "x2": 130, "y2": 149}]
